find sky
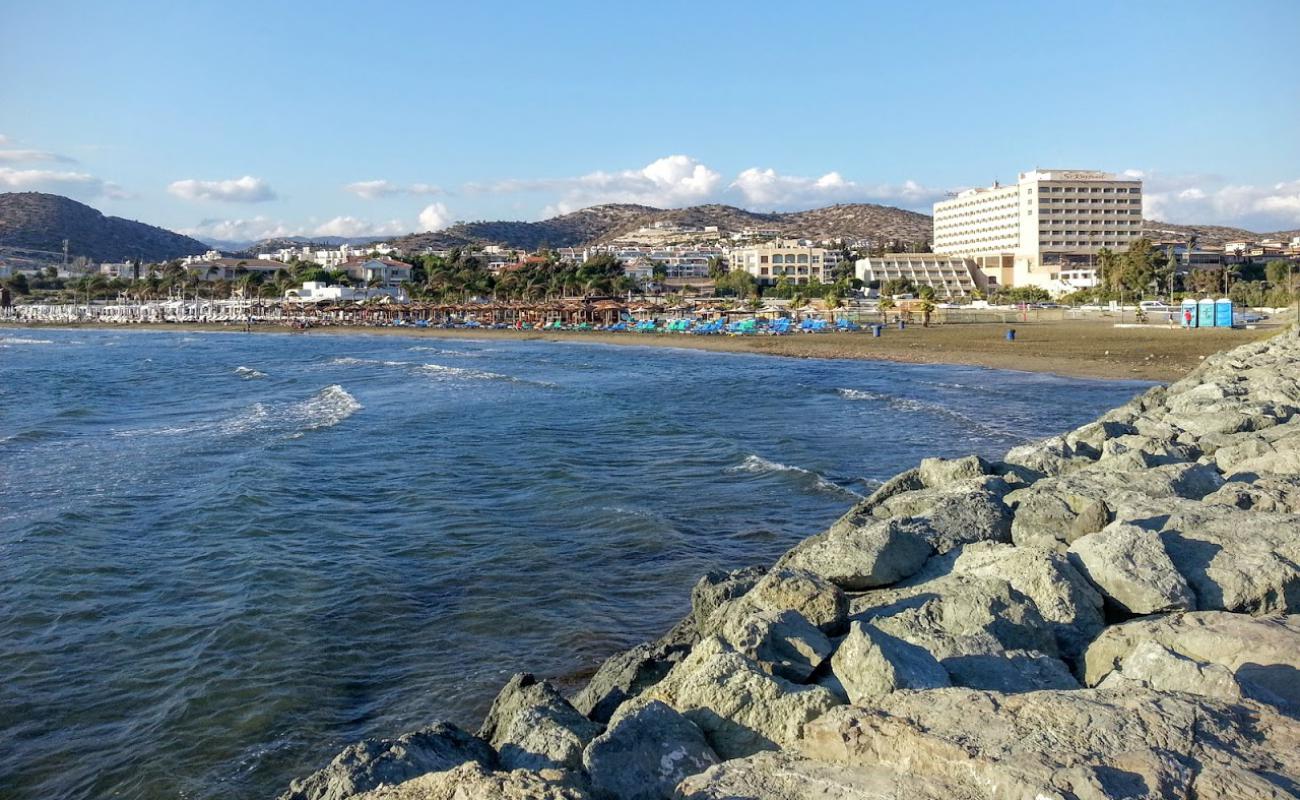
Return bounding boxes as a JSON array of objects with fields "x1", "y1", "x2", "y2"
[{"x1": 2, "y1": 0, "x2": 1299, "y2": 243}]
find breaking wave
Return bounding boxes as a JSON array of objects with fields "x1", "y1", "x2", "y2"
[
  {"x1": 235, "y1": 366, "x2": 267, "y2": 379},
  {"x1": 836, "y1": 387, "x2": 1033, "y2": 441},
  {"x1": 727, "y1": 454, "x2": 861, "y2": 497},
  {"x1": 0, "y1": 336, "x2": 55, "y2": 345}
]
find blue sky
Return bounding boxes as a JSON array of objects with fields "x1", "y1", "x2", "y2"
[{"x1": 2, "y1": 0, "x2": 1298, "y2": 242}]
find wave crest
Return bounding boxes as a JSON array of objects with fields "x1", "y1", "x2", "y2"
[{"x1": 727, "y1": 454, "x2": 860, "y2": 497}]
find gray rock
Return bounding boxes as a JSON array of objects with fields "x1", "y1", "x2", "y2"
[
  {"x1": 851, "y1": 571, "x2": 1060, "y2": 673},
  {"x1": 1065, "y1": 419, "x2": 1136, "y2": 458},
  {"x1": 478, "y1": 673, "x2": 601, "y2": 772},
  {"x1": 1000, "y1": 434, "x2": 1092, "y2": 481},
  {"x1": 1145, "y1": 505, "x2": 1300, "y2": 614},
  {"x1": 865, "y1": 477, "x2": 1014, "y2": 553},
  {"x1": 1082, "y1": 611, "x2": 1300, "y2": 712},
  {"x1": 690, "y1": 566, "x2": 765, "y2": 632},
  {"x1": 279, "y1": 723, "x2": 494, "y2": 800},
  {"x1": 800, "y1": 687, "x2": 1300, "y2": 800},
  {"x1": 581, "y1": 700, "x2": 718, "y2": 800},
  {"x1": 1204, "y1": 475, "x2": 1300, "y2": 512},
  {"x1": 1099, "y1": 434, "x2": 1200, "y2": 468},
  {"x1": 710, "y1": 567, "x2": 848, "y2": 636},
  {"x1": 934, "y1": 542, "x2": 1104, "y2": 659},
  {"x1": 572, "y1": 620, "x2": 698, "y2": 724},
  {"x1": 675, "y1": 751, "x2": 968, "y2": 800},
  {"x1": 940, "y1": 649, "x2": 1079, "y2": 692},
  {"x1": 777, "y1": 518, "x2": 932, "y2": 591},
  {"x1": 643, "y1": 637, "x2": 840, "y2": 759},
  {"x1": 829, "y1": 621, "x2": 950, "y2": 704},
  {"x1": 1097, "y1": 641, "x2": 1243, "y2": 703},
  {"x1": 917, "y1": 454, "x2": 990, "y2": 488},
  {"x1": 1068, "y1": 523, "x2": 1197, "y2": 615},
  {"x1": 717, "y1": 609, "x2": 833, "y2": 682},
  {"x1": 1008, "y1": 461, "x2": 1224, "y2": 551},
  {"x1": 348, "y1": 762, "x2": 591, "y2": 800}
]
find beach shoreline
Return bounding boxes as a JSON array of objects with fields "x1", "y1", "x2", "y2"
[{"x1": 4, "y1": 319, "x2": 1281, "y2": 381}]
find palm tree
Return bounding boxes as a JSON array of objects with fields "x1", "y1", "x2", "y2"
[
  {"x1": 824, "y1": 290, "x2": 843, "y2": 324},
  {"x1": 917, "y1": 298, "x2": 936, "y2": 327},
  {"x1": 878, "y1": 296, "x2": 896, "y2": 322}
]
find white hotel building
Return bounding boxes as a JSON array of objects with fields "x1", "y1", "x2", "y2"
[{"x1": 932, "y1": 170, "x2": 1143, "y2": 292}]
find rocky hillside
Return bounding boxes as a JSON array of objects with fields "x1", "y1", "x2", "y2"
[
  {"x1": 0, "y1": 192, "x2": 208, "y2": 263},
  {"x1": 279, "y1": 330, "x2": 1300, "y2": 800},
  {"x1": 388, "y1": 202, "x2": 934, "y2": 252},
  {"x1": 1141, "y1": 219, "x2": 1300, "y2": 247}
]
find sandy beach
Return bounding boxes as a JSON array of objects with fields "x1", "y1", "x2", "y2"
[{"x1": 6, "y1": 318, "x2": 1286, "y2": 381}]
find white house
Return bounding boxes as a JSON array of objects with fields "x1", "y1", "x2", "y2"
[{"x1": 341, "y1": 257, "x2": 411, "y2": 289}]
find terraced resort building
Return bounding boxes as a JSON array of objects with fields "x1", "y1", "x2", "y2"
[{"x1": 933, "y1": 169, "x2": 1144, "y2": 293}]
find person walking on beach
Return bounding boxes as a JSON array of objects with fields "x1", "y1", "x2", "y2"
[{"x1": 1184, "y1": 308, "x2": 1193, "y2": 330}]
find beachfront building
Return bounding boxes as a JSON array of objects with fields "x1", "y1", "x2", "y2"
[
  {"x1": 730, "y1": 240, "x2": 833, "y2": 286},
  {"x1": 933, "y1": 169, "x2": 1144, "y2": 292},
  {"x1": 286, "y1": 281, "x2": 406, "y2": 303},
  {"x1": 341, "y1": 257, "x2": 411, "y2": 289},
  {"x1": 854, "y1": 254, "x2": 981, "y2": 297},
  {"x1": 185, "y1": 257, "x2": 286, "y2": 281}
]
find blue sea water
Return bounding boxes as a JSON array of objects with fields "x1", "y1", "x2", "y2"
[{"x1": 0, "y1": 328, "x2": 1150, "y2": 799}]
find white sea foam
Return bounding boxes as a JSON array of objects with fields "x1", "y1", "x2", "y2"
[
  {"x1": 728, "y1": 454, "x2": 860, "y2": 497},
  {"x1": 234, "y1": 366, "x2": 267, "y2": 379},
  {"x1": 292, "y1": 385, "x2": 362, "y2": 432},
  {"x1": 418, "y1": 363, "x2": 515, "y2": 382},
  {"x1": 0, "y1": 337, "x2": 55, "y2": 345},
  {"x1": 837, "y1": 387, "x2": 1033, "y2": 441}
]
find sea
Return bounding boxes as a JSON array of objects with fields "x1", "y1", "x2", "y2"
[{"x1": 0, "y1": 328, "x2": 1150, "y2": 799}]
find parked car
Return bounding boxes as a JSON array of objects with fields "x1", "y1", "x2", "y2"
[
  {"x1": 1235, "y1": 310, "x2": 1266, "y2": 324},
  {"x1": 1139, "y1": 300, "x2": 1172, "y2": 312},
  {"x1": 1079, "y1": 303, "x2": 1104, "y2": 312}
]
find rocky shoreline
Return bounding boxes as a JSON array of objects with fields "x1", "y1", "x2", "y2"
[{"x1": 279, "y1": 330, "x2": 1300, "y2": 800}]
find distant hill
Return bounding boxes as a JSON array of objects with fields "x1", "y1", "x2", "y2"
[
  {"x1": 387, "y1": 202, "x2": 935, "y2": 251},
  {"x1": 0, "y1": 192, "x2": 208, "y2": 263},
  {"x1": 1140, "y1": 219, "x2": 1300, "y2": 248}
]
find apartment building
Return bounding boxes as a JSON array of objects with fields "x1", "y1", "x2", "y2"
[
  {"x1": 933, "y1": 170, "x2": 1144, "y2": 291},
  {"x1": 730, "y1": 240, "x2": 833, "y2": 286}
]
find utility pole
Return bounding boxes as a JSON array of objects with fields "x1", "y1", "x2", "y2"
[{"x1": 62, "y1": 239, "x2": 69, "y2": 274}]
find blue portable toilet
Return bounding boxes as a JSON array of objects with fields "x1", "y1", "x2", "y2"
[
  {"x1": 1180, "y1": 299, "x2": 1199, "y2": 328},
  {"x1": 1215, "y1": 298, "x2": 1234, "y2": 328},
  {"x1": 1198, "y1": 298, "x2": 1217, "y2": 327}
]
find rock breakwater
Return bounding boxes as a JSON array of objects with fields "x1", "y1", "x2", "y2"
[{"x1": 281, "y1": 331, "x2": 1300, "y2": 800}]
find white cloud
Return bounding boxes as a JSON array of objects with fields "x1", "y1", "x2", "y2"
[
  {"x1": 0, "y1": 149, "x2": 76, "y2": 164},
  {"x1": 418, "y1": 202, "x2": 452, "y2": 231},
  {"x1": 0, "y1": 166, "x2": 126, "y2": 198},
  {"x1": 470, "y1": 154, "x2": 950, "y2": 217},
  {"x1": 1135, "y1": 169, "x2": 1300, "y2": 230},
  {"x1": 167, "y1": 175, "x2": 277, "y2": 203},
  {"x1": 180, "y1": 217, "x2": 299, "y2": 242},
  {"x1": 731, "y1": 168, "x2": 946, "y2": 210},
  {"x1": 312, "y1": 216, "x2": 406, "y2": 237},
  {"x1": 0, "y1": 134, "x2": 8, "y2": 145},
  {"x1": 344, "y1": 179, "x2": 444, "y2": 199},
  {"x1": 473, "y1": 155, "x2": 723, "y2": 214}
]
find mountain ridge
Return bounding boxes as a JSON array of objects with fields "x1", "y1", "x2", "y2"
[{"x1": 0, "y1": 192, "x2": 208, "y2": 264}]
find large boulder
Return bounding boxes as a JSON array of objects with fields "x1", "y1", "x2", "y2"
[
  {"x1": 1210, "y1": 419, "x2": 1300, "y2": 479},
  {"x1": 643, "y1": 637, "x2": 840, "y2": 759},
  {"x1": 706, "y1": 567, "x2": 848, "y2": 637},
  {"x1": 930, "y1": 542, "x2": 1104, "y2": 659},
  {"x1": 279, "y1": 724, "x2": 494, "y2": 800},
  {"x1": 716, "y1": 609, "x2": 833, "y2": 682},
  {"x1": 999, "y1": 435, "x2": 1093, "y2": 481},
  {"x1": 828, "y1": 621, "x2": 950, "y2": 704},
  {"x1": 1125, "y1": 504, "x2": 1300, "y2": 614},
  {"x1": 917, "y1": 454, "x2": 991, "y2": 488},
  {"x1": 348, "y1": 762, "x2": 591, "y2": 800},
  {"x1": 1067, "y1": 523, "x2": 1197, "y2": 615},
  {"x1": 581, "y1": 700, "x2": 718, "y2": 800},
  {"x1": 939, "y1": 649, "x2": 1080, "y2": 692},
  {"x1": 1204, "y1": 475, "x2": 1300, "y2": 513},
  {"x1": 862, "y1": 476, "x2": 1014, "y2": 553},
  {"x1": 1082, "y1": 611, "x2": 1300, "y2": 712},
  {"x1": 777, "y1": 518, "x2": 932, "y2": 591},
  {"x1": 800, "y1": 687, "x2": 1300, "y2": 800},
  {"x1": 1096, "y1": 641, "x2": 1244, "y2": 703},
  {"x1": 571, "y1": 620, "x2": 697, "y2": 724},
  {"x1": 690, "y1": 566, "x2": 765, "y2": 632},
  {"x1": 477, "y1": 674, "x2": 602, "y2": 772},
  {"x1": 675, "y1": 751, "x2": 968, "y2": 800},
  {"x1": 1008, "y1": 461, "x2": 1225, "y2": 551}
]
